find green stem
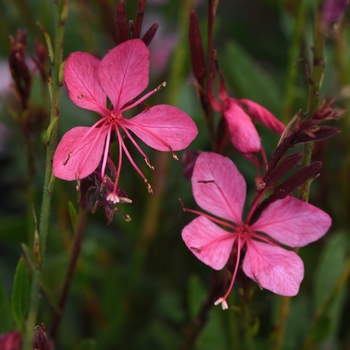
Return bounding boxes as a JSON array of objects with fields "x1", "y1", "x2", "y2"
[
  {"x1": 282, "y1": 0, "x2": 306, "y2": 124},
  {"x1": 23, "y1": 1, "x2": 68, "y2": 349},
  {"x1": 242, "y1": 295, "x2": 255, "y2": 350},
  {"x1": 299, "y1": 0, "x2": 325, "y2": 201},
  {"x1": 270, "y1": 295, "x2": 292, "y2": 350}
]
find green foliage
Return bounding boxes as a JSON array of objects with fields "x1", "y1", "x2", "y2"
[
  {"x1": 74, "y1": 338, "x2": 96, "y2": 350},
  {"x1": 221, "y1": 41, "x2": 282, "y2": 115},
  {"x1": 0, "y1": 276, "x2": 14, "y2": 333},
  {"x1": 11, "y1": 256, "x2": 30, "y2": 335}
]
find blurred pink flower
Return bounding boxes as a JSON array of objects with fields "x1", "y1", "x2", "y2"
[
  {"x1": 0, "y1": 60, "x2": 13, "y2": 104},
  {"x1": 323, "y1": 0, "x2": 349, "y2": 26},
  {"x1": 53, "y1": 39, "x2": 198, "y2": 202},
  {"x1": 182, "y1": 152, "x2": 331, "y2": 309},
  {"x1": 0, "y1": 330, "x2": 21, "y2": 350},
  {"x1": 142, "y1": 14, "x2": 178, "y2": 76}
]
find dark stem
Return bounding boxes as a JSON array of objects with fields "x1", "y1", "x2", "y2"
[
  {"x1": 178, "y1": 272, "x2": 222, "y2": 350},
  {"x1": 50, "y1": 205, "x2": 89, "y2": 339}
]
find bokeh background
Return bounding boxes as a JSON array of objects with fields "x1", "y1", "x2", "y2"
[{"x1": 0, "y1": 0, "x2": 350, "y2": 349}]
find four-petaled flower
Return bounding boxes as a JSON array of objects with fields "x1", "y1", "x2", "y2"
[
  {"x1": 53, "y1": 39, "x2": 198, "y2": 203},
  {"x1": 182, "y1": 152, "x2": 332, "y2": 310}
]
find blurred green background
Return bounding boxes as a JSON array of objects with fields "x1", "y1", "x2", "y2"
[{"x1": 0, "y1": 0, "x2": 350, "y2": 349}]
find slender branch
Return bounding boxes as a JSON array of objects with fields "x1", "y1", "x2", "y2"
[
  {"x1": 50, "y1": 205, "x2": 89, "y2": 339},
  {"x1": 299, "y1": 0, "x2": 325, "y2": 201},
  {"x1": 270, "y1": 292, "x2": 292, "y2": 350},
  {"x1": 282, "y1": 0, "x2": 306, "y2": 124},
  {"x1": 178, "y1": 272, "x2": 222, "y2": 350},
  {"x1": 23, "y1": 1, "x2": 68, "y2": 349}
]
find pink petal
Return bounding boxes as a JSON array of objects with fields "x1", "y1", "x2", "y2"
[
  {"x1": 239, "y1": 99, "x2": 285, "y2": 135},
  {"x1": 182, "y1": 216, "x2": 235, "y2": 270},
  {"x1": 98, "y1": 39, "x2": 150, "y2": 111},
  {"x1": 122, "y1": 105, "x2": 198, "y2": 151},
  {"x1": 53, "y1": 126, "x2": 107, "y2": 180},
  {"x1": 243, "y1": 240, "x2": 304, "y2": 296},
  {"x1": 223, "y1": 99, "x2": 261, "y2": 155},
  {"x1": 192, "y1": 152, "x2": 246, "y2": 224},
  {"x1": 64, "y1": 52, "x2": 107, "y2": 115},
  {"x1": 251, "y1": 197, "x2": 332, "y2": 247}
]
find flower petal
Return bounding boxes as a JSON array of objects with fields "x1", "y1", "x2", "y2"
[
  {"x1": 251, "y1": 197, "x2": 332, "y2": 247},
  {"x1": 182, "y1": 216, "x2": 235, "y2": 270},
  {"x1": 223, "y1": 99, "x2": 261, "y2": 155},
  {"x1": 122, "y1": 105, "x2": 198, "y2": 151},
  {"x1": 243, "y1": 240, "x2": 304, "y2": 296},
  {"x1": 98, "y1": 39, "x2": 150, "y2": 111},
  {"x1": 239, "y1": 99, "x2": 285, "y2": 135},
  {"x1": 64, "y1": 52, "x2": 107, "y2": 115},
  {"x1": 192, "y1": 152, "x2": 246, "y2": 224},
  {"x1": 53, "y1": 126, "x2": 107, "y2": 180}
]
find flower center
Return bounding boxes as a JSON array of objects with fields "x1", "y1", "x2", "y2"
[{"x1": 106, "y1": 111, "x2": 122, "y2": 125}]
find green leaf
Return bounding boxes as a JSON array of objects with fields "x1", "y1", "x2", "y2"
[
  {"x1": 74, "y1": 338, "x2": 96, "y2": 350},
  {"x1": 11, "y1": 256, "x2": 30, "y2": 335},
  {"x1": 0, "y1": 275, "x2": 15, "y2": 333}
]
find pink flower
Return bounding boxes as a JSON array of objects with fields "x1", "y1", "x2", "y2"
[
  {"x1": 223, "y1": 98, "x2": 285, "y2": 157},
  {"x1": 53, "y1": 39, "x2": 198, "y2": 202},
  {"x1": 181, "y1": 152, "x2": 331, "y2": 309},
  {"x1": 0, "y1": 330, "x2": 21, "y2": 350},
  {"x1": 210, "y1": 77, "x2": 285, "y2": 157}
]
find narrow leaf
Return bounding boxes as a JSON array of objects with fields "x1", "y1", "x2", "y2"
[
  {"x1": 263, "y1": 153, "x2": 303, "y2": 185},
  {"x1": 11, "y1": 256, "x2": 30, "y2": 335},
  {"x1": 0, "y1": 276, "x2": 14, "y2": 332}
]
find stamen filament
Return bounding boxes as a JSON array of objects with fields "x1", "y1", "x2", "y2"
[
  {"x1": 100, "y1": 123, "x2": 112, "y2": 179},
  {"x1": 120, "y1": 133, "x2": 148, "y2": 183},
  {"x1": 76, "y1": 124, "x2": 109, "y2": 176},
  {"x1": 179, "y1": 200, "x2": 236, "y2": 230},
  {"x1": 215, "y1": 237, "x2": 243, "y2": 310},
  {"x1": 193, "y1": 233, "x2": 236, "y2": 252},
  {"x1": 119, "y1": 82, "x2": 166, "y2": 113},
  {"x1": 119, "y1": 124, "x2": 154, "y2": 169}
]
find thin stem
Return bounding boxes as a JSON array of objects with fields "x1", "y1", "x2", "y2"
[
  {"x1": 178, "y1": 272, "x2": 222, "y2": 350},
  {"x1": 242, "y1": 296, "x2": 256, "y2": 350},
  {"x1": 23, "y1": 1, "x2": 68, "y2": 349},
  {"x1": 282, "y1": 0, "x2": 306, "y2": 124},
  {"x1": 270, "y1": 293, "x2": 292, "y2": 350},
  {"x1": 299, "y1": 0, "x2": 325, "y2": 201},
  {"x1": 50, "y1": 205, "x2": 89, "y2": 339}
]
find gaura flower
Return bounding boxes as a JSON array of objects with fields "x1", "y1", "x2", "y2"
[
  {"x1": 209, "y1": 70, "x2": 285, "y2": 157},
  {"x1": 53, "y1": 39, "x2": 198, "y2": 202},
  {"x1": 181, "y1": 152, "x2": 332, "y2": 309}
]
